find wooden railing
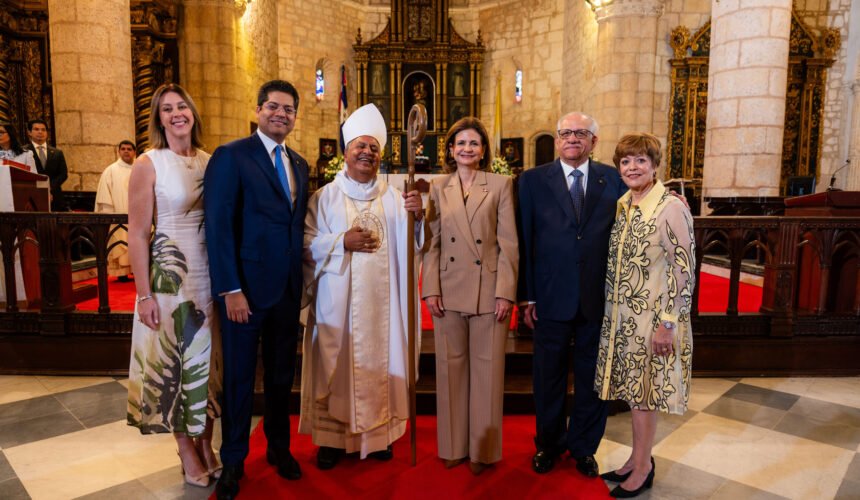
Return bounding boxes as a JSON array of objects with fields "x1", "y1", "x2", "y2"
[{"x1": 1, "y1": 212, "x2": 859, "y2": 375}]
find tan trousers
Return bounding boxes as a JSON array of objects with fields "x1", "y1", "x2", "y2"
[{"x1": 433, "y1": 311, "x2": 508, "y2": 463}]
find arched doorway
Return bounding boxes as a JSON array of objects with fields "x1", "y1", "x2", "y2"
[{"x1": 534, "y1": 134, "x2": 555, "y2": 167}]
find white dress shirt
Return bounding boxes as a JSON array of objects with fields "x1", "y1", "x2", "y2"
[
  {"x1": 560, "y1": 158, "x2": 589, "y2": 197},
  {"x1": 256, "y1": 128, "x2": 296, "y2": 204}
]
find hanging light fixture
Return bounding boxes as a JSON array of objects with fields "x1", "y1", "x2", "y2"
[{"x1": 585, "y1": 0, "x2": 615, "y2": 10}]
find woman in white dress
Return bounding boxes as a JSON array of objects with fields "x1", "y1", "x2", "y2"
[
  {"x1": 0, "y1": 122, "x2": 36, "y2": 171},
  {"x1": 126, "y1": 83, "x2": 223, "y2": 487}
]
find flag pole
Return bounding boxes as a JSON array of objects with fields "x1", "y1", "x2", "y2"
[{"x1": 406, "y1": 103, "x2": 427, "y2": 466}]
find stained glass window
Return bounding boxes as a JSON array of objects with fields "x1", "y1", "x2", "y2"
[
  {"x1": 515, "y1": 70, "x2": 522, "y2": 103},
  {"x1": 316, "y1": 69, "x2": 324, "y2": 101}
]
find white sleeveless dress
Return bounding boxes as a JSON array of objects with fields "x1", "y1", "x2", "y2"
[{"x1": 126, "y1": 147, "x2": 223, "y2": 436}]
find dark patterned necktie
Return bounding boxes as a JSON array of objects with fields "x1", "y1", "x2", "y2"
[
  {"x1": 38, "y1": 145, "x2": 47, "y2": 166},
  {"x1": 569, "y1": 169, "x2": 584, "y2": 223}
]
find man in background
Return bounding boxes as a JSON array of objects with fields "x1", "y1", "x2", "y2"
[
  {"x1": 24, "y1": 118, "x2": 68, "y2": 211},
  {"x1": 95, "y1": 140, "x2": 136, "y2": 282}
]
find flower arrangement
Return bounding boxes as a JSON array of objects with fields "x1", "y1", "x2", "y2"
[
  {"x1": 325, "y1": 155, "x2": 344, "y2": 181},
  {"x1": 491, "y1": 155, "x2": 511, "y2": 176}
]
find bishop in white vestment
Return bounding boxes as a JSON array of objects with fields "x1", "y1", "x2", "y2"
[
  {"x1": 299, "y1": 104, "x2": 424, "y2": 465},
  {"x1": 94, "y1": 141, "x2": 136, "y2": 278}
]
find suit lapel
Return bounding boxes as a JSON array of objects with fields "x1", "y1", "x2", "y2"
[
  {"x1": 247, "y1": 133, "x2": 290, "y2": 205},
  {"x1": 443, "y1": 173, "x2": 479, "y2": 258},
  {"x1": 465, "y1": 170, "x2": 489, "y2": 223},
  {"x1": 581, "y1": 160, "x2": 607, "y2": 228},
  {"x1": 546, "y1": 159, "x2": 576, "y2": 221},
  {"x1": 285, "y1": 146, "x2": 306, "y2": 211}
]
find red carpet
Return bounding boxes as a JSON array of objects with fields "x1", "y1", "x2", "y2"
[
  {"x1": 75, "y1": 272, "x2": 763, "y2": 318},
  {"x1": 695, "y1": 272, "x2": 762, "y2": 313},
  {"x1": 209, "y1": 415, "x2": 612, "y2": 500}
]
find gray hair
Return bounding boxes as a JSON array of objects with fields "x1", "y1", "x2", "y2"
[{"x1": 557, "y1": 112, "x2": 599, "y2": 136}]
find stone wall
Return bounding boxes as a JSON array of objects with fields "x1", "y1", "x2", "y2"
[
  {"x1": 477, "y1": 0, "x2": 565, "y2": 167},
  {"x1": 561, "y1": 0, "x2": 599, "y2": 122},
  {"x1": 49, "y1": 0, "x2": 135, "y2": 191},
  {"x1": 793, "y1": 0, "x2": 853, "y2": 191},
  {"x1": 179, "y1": 0, "x2": 279, "y2": 153},
  {"x1": 276, "y1": 0, "x2": 378, "y2": 163}
]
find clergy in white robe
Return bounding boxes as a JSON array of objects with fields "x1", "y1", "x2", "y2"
[
  {"x1": 94, "y1": 141, "x2": 136, "y2": 277},
  {"x1": 299, "y1": 104, "x2": 424, "y2": 463}
]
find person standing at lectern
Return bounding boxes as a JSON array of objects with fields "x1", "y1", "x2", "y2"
[
  {"x1": 517, "y1": 112, "x2": 627, "y2": 478},
  {"x1": 23, "y1": 118, "x2": 68, "y2": 211}
]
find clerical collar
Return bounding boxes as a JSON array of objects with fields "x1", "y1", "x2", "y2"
[{"x1": 334, "y1": 169, "x2": 386, "y2": 201}]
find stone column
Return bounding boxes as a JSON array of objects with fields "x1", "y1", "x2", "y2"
[
  {"x1": 701, "y1": 0, "x2": 792, "y2": 200},
  {"x1": 180, "y1": 0, "x2": 246, "y2": 150},
  {"x1": 590, "y1": 0, "x2": 663, "y2": 162},
  {"x1": 847, "y1": 80, "x2": 860, "y2": 190},
  {"x1": 48, "y1": 0, "x2": 135, "y2": 191}
]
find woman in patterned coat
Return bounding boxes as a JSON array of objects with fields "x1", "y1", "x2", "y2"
[{"x1": 594, "y1": 132, "x2": 695, "y2": 498}]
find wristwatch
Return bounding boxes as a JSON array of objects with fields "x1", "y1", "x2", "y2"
[{"x1": 661, "y1": 320, "x2": 676, "y2": 329}]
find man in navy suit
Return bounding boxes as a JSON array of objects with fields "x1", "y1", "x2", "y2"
[
  {"x1": 518, "y1": 112, "x2": 627, "y2": 477},
  {"x1": 24, "y1": 118, "x2": 68, "y2": 211},
  {"x1": 204, "y1": 80, "x2": 308, "y2": 500}
]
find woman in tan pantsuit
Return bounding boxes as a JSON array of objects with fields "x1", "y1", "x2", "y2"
[{"x1": 422, "y1": 117, "x2": 518, "y2": 475}]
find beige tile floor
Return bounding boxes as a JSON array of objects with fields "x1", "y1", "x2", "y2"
[{"x1": 0, "y1": 376, "x2": 858, "y2": 499}]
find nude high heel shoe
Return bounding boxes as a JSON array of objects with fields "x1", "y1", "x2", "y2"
[{"x1": 178, "y1": 452, "x2": 210, "y2": 487}]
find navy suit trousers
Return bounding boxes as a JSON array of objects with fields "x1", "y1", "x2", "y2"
[
  {"x1": 532, "y1": 307, "x2": 609, "y2": 457},
  {"x1": 218, "y1": 289, "x2": 300, "y2": 467}
]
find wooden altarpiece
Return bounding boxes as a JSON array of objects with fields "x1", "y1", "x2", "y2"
[
  {"x1": 668, "y1": 9, "x2": 840, "y2": 196},
  {"x1": 353, "y1": 0, "x2": 484, "y2": 171}
]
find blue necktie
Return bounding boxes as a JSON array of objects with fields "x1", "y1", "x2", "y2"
[
  {"x1": 570, "y1": 169, "x2": 584, "y2": 224},
  {"x1": 274, "y1": 145, "x2": 291, "y2": 204}
]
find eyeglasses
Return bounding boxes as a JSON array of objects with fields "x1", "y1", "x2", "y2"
[
  {"x1": 263, "y1": 102, "x2": 297, "y2": 115},
  {"x1": 558, "y1": 129, "x2": 593, "y2": 140}
]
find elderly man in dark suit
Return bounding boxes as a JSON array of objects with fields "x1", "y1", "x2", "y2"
[
  {"x1": 204, "y1": 80, "x2": 308, "y2": 500},
  {"x1": 518, "y1": 112, "x2": 627, "y2": 478},
  {"x1": 24, "y1": 118, "x2": 68, "y2": 211}
]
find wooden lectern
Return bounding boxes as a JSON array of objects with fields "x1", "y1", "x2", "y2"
[
  {"x1": 1, "y1": 160, "x2": 50, "y2": 308},
  {"x1": 785, "y1": 191, "x2": 860, "y2": 314}
]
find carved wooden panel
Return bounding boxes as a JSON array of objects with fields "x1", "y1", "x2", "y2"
[{"x1": 0, "y1": 3, "x2": 53, "y2": 144}]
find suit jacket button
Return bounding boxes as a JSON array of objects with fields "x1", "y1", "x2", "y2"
[
  {"x1": 475, "y1": 259, "x2": 481, "y2": 265},
  {"x1": 451, "y1": 237, "x2": 456, "y2": 242},
  {"x1": 476, "y1": 239, "x2": 482, "y2": 244},
  {"x1": 450, "y1": 257, "x2": 455, "y2": 262}
]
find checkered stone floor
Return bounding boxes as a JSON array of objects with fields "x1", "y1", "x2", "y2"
[{"x1": 0, "y1": 376, "x2": 857, "y2": 499}]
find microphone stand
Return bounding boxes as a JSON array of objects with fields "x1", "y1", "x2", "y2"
[{"x1": 827, "y1": 158, "x2": 850, "y2": 191}]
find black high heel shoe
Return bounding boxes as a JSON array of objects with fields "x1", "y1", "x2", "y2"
[
  {"x1": 609, "y1": 459, "x2": 655, "y2": 498},
  {"x1": 601, "y1": 456, "x2": 653, "y2": 483}
]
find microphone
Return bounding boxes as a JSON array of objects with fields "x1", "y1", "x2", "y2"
[{"x1": 828, "y1": 159, "x2": 850, "y2": 191}]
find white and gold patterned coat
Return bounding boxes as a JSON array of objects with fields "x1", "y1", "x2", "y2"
[{"x1": 594, "y1": 181, "x2": 695, "y2": 415}]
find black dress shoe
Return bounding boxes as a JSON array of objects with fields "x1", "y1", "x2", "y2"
[
  {"x1": 574, "y1": 455, "x2": 599, "y2": 477},
  {"x1": 610, "y1": 461, "x2": 655, "y2": 498},
  {"x1": 532, "y1": 450, "x2": 556, "y2": 474},
  {"x1": 368, "y1": 445, "x2": 393, "y2": 461},
  {"x1": 317, "y1": 446, "x2": 345, "y2": 470},
  {"x1": 215, "y1": 464, "x2": 244, "y2": 500},
  {"x1": 601, "y1": 457, "x2": 653, "y2": 483},
  {"x1": 266, "y1": 447, "x2": 301, "y2": 480}
]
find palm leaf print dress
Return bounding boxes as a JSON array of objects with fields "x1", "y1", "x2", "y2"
[{"x1": 127, "y1": 148, "x2": 223, "y2": 436}]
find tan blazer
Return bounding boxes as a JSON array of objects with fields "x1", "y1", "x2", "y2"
[{"x1": 422, "y1": 170, "x2": 518, "y2": 315}]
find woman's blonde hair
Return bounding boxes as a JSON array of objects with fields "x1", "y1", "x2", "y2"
[
  {"x1": 147, "y1": 83, "x2": 204, "y2": 150},
  {"x1": 613, "y1": 132, "x2": 662, "y2": 168},
  {"x1": 442, "y1": 117, "x2": 491, "y2": 173}
]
